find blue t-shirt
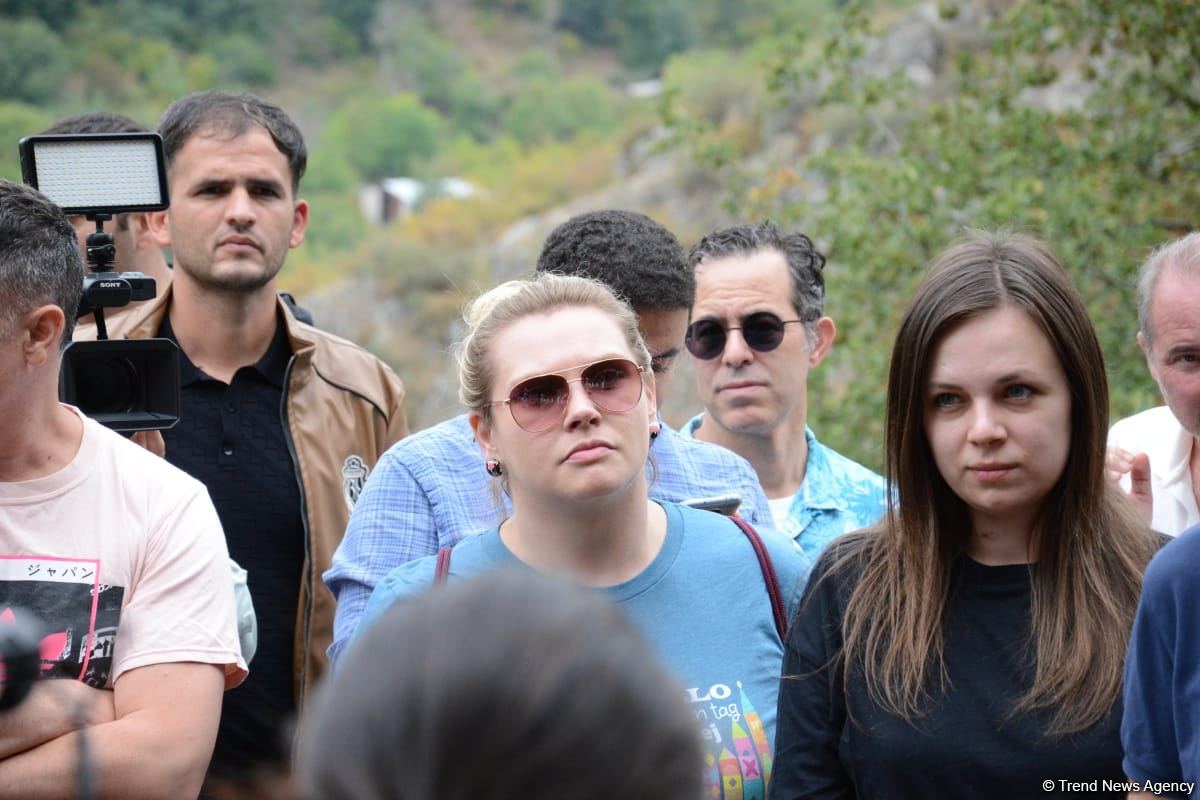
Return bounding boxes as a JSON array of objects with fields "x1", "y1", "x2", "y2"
[
  {"x1": 1122, "y1": 523, "x2": 1200, "y2": 790},
  {"x1": 363, "y1": 502, "x2": 812, "y2": 799}
]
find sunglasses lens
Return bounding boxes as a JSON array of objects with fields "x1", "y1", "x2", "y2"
[
  {"x1": 509, "y1": 375, "x2": 569, "y2": 431},
  {"x1": 685, "y1": 320, "x2": 726, "y2": 360},
  {"x1": 742, "y1": 313, "x2": 787, "y2": 353},
  {"x1": 582, "y1": 359, "x2": 643, "y2": 413}
]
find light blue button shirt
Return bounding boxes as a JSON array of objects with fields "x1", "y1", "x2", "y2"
[
  {"x1": 325, "y1": 412, "x2": 773, "y2": 666},
  {"x1": 682, "y1": 413, "x2": 888, "y2": 561}
]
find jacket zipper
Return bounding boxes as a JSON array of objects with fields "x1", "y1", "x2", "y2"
[{"x1": 280, "y1": 353, "x2": 313, "y2": 710}]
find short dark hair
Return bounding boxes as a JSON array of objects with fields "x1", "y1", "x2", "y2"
[
  {"x1": 689, "y1": 221, "x2": 827, "y2": 345},
  {"x1": 157, "y1": 91, "x2": 307, "y2": 193},
  {"x1": 300, "y1": 570, "x2": 704, "y2": 800},
  {"x1": 535, "y1": 210, "x2": 693, "y2": 312},
  {"x1": 41, "y1": 111, "x2": 146, "y2": 135},
  {"x1": 0, "y1": 180, "x2": 83, "y2": 345}
]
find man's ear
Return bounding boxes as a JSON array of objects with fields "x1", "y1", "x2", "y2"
[
  {"x1": 22, "y1": 305, "x2": 66, "y2": 367},
  {"x1": 130, "y1": 213, "x2": 158, "y2": 249},
  {"x1": 145, "y1": 210, "x2": 171, "y2": 248},
  {"x1": 1136, "y1": 331, "x2": 1159, "y2": 382},
  {"x1": 289, "y1": 199, "x2": 309, "y2": 250},
  {"x1": 808, "y1": 316, "x2": 836, "y2": 367}
]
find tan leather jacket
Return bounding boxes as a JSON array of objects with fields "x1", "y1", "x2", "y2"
[{"x1": 85, "y1": 287, "x2": 409, "y2": 704}]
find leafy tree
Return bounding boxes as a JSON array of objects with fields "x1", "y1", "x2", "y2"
[
  {"x1": 212, "y1": 33, "x2": 280, "y2": 86},
  {"x1": 0, "y1": 18, "x2": 70, "y2": 103},
  {"x1": 502, "y1": 75, "x2": 619, "y2": 146},
  {"x1": 668, "y1": 0, "x2": 1200, "y2": 469},
  {"x1": 0, "y1": 101, "x2": 53, "y2": 181},
  {"x1": 557, "y1": 0, "x2": 614, "y2": 45},
  {"x1": 0, "y1": 0, "x2": 83, "y2": 30},
  {"x1": 325, "y1": 93, "x2": 444, "y2": 180},
  {"x1": 612, "y1": 0, "x2": 698, "y2": 74},
  {"x1": 321, "y1": 0, "x2": 379, "y2": 45}
]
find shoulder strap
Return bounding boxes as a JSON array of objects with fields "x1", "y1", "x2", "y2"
[
  {"x1": 729, "y1": 515, "x2": 789, "y2": 640},
  {"x1": 434, "y1": 547, "x2": 452, "y2": 585}
]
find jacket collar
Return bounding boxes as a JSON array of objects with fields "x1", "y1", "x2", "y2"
[{"x1": 118, "y1": 283, "x2": 318, "y2": 363}]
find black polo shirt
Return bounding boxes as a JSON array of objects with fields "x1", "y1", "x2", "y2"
[{"x1": 159, "y1": 312, "x2": 304, "y2": 779}]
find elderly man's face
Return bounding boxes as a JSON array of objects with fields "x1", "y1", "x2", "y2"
[{"x1": 1140, "y1": 267, "x2": 1200, "y2": 437}]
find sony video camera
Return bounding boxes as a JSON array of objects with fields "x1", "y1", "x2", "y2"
[{"x1": 19, "y1": 132, "x2": 180, "y2": 433}]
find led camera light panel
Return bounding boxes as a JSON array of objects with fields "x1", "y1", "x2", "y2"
[{"x1": 19, "y1": 133, "x2": 169, "y2": 216}]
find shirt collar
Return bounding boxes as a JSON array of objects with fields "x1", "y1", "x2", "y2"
[
  {"x1": 797, "y1": 426, "x2": 846, "y2": 511},
  {"x1": 681, "y1": 413, "x2": 845, "y2": 511},
  {"x1": 158, "y1": 311, "x2": 291, "y2": 388}
]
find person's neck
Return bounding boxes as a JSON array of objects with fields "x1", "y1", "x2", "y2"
[
  {"x1": 0, "y1": 395, "x2": 83, "y2": 483},
  {"x1": 501, "y1": 483, "x2": 667, "y2": 586},
  {"x1": 967, "y1": 513, "x2": 1035, "y2": 566},
  {"x1": 169, "y1": 276, "x2": 279, "y2": 384},
  {"x1": 695, "y1": 414, "x2": 809, "y2": 499},
  {"x1": 128, "y1": 251, "x2": 173, "y2": 288}
]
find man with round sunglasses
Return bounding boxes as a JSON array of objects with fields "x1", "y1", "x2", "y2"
[
  {"x1": 325, "y1": 210, "x2": 773, "y2": 667},
  {"x1": 683, "y1": 222, "x2": 887, "y2": 560}
]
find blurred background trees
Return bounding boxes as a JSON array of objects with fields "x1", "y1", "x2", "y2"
[{"x1": 0, "y1": 0, "x2": 1195, "y2": 448}]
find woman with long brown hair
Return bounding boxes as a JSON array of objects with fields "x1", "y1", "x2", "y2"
[{"x1": 770, "y1": 232, "x2": 1161, "y2": 798}]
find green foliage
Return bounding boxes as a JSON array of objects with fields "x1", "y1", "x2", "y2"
[
  {"x1": 0, "y1": 0, "x2": 83, "y2": 30},
  {"x1": 0, "y1": 102, "x2": 53, "y2": 180},
  {"x1": 325, "y1": 94, "x2": 444, "y2": 180},
  {"x1": 446, "y1": 72, "x2": 504, "y2": 142},
  {"x1": 304, "y1": 145, "x2": 360, "y2": 193},
  {"x1": 321, "y1": 0, "x2": 379, "y2": 44},
  {"x1": 375, "y1": 16, "x2": 466, "y2": 106},
  {"x1": 612, "y1": 0, "x2": 698, "y2": 74},
  {"x1": 558, "y1": 0, "x2": 614, "y2": 46},
  {"x1": 298, "y1": 189, "x2": 365, "y2": 258},
  {"x1": 289, "y1": 16, "x2": 361, "y2": 68},
  {"x1": 502, "y1": 76, "x2": 619, "y2": 146},
  {"x1": 211, "y1": 33, "x2": 280, "y2": 87},
  {"x1": 0, "y1": 18, "x2": 70, "y2": 103},
  {"x1": 668, "y1": 0, "x2": 1200, "y2": 470}
]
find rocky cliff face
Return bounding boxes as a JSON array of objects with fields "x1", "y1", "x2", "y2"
[{"x1": 302, "y1": 0, "x2": 1076, "y2": 434}]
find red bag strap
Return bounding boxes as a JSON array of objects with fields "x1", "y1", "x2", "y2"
[
  {"x1": 434, "y1": 546, "x2": 452, "y2": 585},
  {"x1": 729, "y1": 515, "x2": 789, "y2": 640}
]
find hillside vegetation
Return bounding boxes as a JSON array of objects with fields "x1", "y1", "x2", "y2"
[{"x1": 1, "y1": 0, "x2": 1196, "y2": 468}]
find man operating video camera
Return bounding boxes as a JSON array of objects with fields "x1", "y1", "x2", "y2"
[{"x1": 0, "y1": 179, "x2": 245, "y2": 798}]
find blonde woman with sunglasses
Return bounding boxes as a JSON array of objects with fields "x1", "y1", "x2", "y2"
[{"x1": 357, "y1": 273, "x2": 810, "y2": 798}]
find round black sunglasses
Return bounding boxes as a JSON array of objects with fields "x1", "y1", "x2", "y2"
[{"x1": 684, "y1": 312, "x2": 805, "y2": 360}]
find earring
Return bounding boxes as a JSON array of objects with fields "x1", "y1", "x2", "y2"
[
  {"x1": 649, "y1": 422, "x2": 660, "y2": 443},
  {"x1": 485, "y1": 459, "x2": 504, "y2": 477}
]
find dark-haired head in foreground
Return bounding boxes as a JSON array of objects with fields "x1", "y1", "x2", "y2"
[{"x1": 300, "y1": 569, "x2": 704, "y2": 800}]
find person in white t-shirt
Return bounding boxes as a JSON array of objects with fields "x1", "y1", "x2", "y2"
[
  {"x1": 1108, "y1": 232, "x2": 1200, "y2": 536},
  {"x1": 0, "y1": 179, "x2": 245, "y2": 798}
]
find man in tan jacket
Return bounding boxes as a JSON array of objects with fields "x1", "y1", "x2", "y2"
[{"x1": 98, "y1": 90, "x2": 409, "y2": 788}]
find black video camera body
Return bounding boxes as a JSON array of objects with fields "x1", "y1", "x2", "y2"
[
  {"x1": 19, "y1": 132, "x2": 181, "y2": 433},
  {"x1": 77, "y1": 269, "x2": 157, "y2": 320}
]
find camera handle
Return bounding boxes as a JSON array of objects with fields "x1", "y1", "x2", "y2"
[{"x1": 84, "y1": 214, "x2": 114, "y2": 341}]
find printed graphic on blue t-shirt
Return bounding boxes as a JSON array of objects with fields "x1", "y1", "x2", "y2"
[{"x1": 363, "y1": 502, "x2": 811, "y2": 797}]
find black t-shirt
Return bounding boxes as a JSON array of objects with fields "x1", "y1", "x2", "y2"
[
  {"x1": 160, "y1": 314, "x2": 304, "y2": 778},
  {"x1": 772, "y1": 541, "x2": 1125, "y2": 800}
]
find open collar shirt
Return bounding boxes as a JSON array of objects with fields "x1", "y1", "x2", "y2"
[{"x1": 682, "y1": 413, "x2": 888, "y2": 561}]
